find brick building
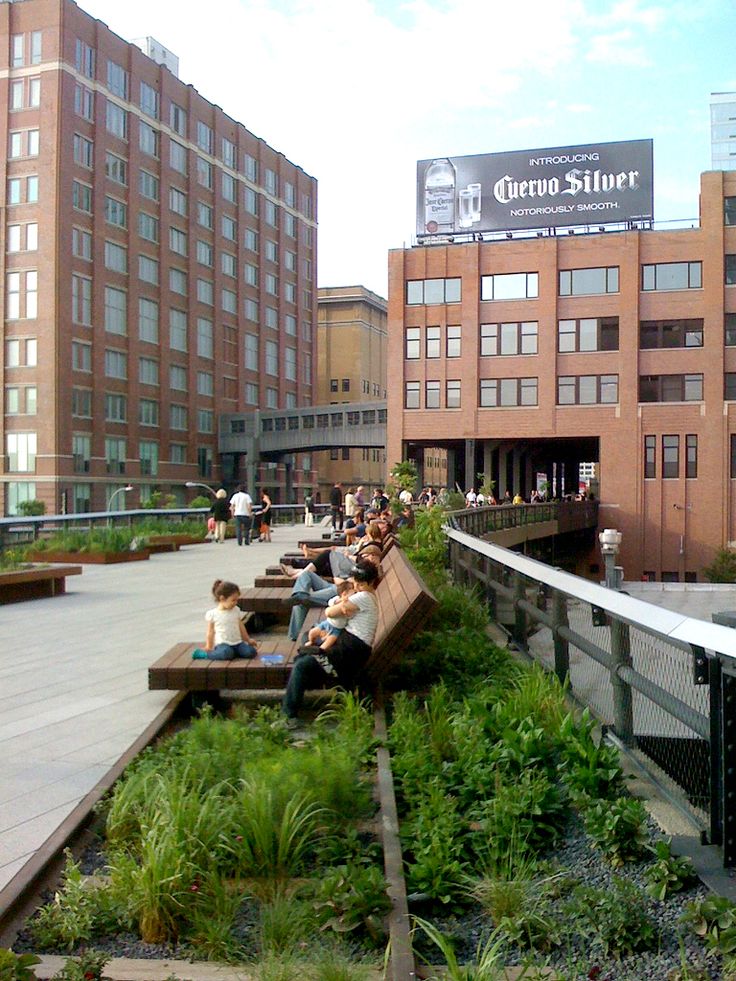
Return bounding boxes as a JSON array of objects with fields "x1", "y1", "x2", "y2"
[
  {"x1": 387, "y1": 171, "x2": 736, "y2": 581},
  {"x1": 1, "y1": 0, "x2": 317, "y2": 514}
]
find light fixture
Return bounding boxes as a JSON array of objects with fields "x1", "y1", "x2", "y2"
[
  {"x1": 185, "y1": 480, "x2": 218, "y2": 496},
  {"x1": 505, "y1": 232, "x2": 513, "y2": 240}
]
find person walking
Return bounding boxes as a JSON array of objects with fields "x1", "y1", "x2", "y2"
[
  {"x1": 304, "y1": 488, "x2": 315, "y2": 527},
  {"x1": 230, "y1": 484, "x2": 254, "y2": 546},
  {"x1": 258, "y1": 489, "x2": 273, "y2": 542},
  {"x1": 209, "y1": 489, "x2": 231, "y2": 544},
  {"x1": 329, "y1": 481, "x2": 344, "y2": 531}
]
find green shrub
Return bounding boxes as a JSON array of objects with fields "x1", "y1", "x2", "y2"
[
  {"x1": 566, "y1": 877, "x2": 657, "y2": 957},
  {"x1": 17, "y1": 499, "x2": 45, "y2": 516},
  {"x1": 703, "y1": 547, "x2": 736, "y2": 583},
  {"x1": 402, "y1": 780, "x2": 470, "y2": 905},
  {"x1": 312, "y1": 862, "x2": 390, "y2": 944},
  {"x1": 0, "y1": 948, "x2": 41, "y2": 980},
  {"x1": 684, "y1": 895, "x2": 736, "y2": 956},
  {"x1": 584, "y1": 796, "x2": 649, "y2": 867},
  {"x1": 189, "y1": 495, "x2": 212, "y2": 509},
  {"x1": 476, "y1": 770, "x2": 567, "y2": 855},
  {"x1": 645, "y1": 839, "x2": 698, "y2": 900},
  {"x1": 557, "y1": 709, "x2": 625, "y2": 802}
]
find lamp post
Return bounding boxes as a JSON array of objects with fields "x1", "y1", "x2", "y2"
[
  {"x1": 185, "y1": 481, "x2": 217, "y2": 497},
  {"x1": 598, "y1": 528, "x2": 623, "y2": 590},
  {"x1": 107, "y1": 484, "x2": 133, "y2": 527}
]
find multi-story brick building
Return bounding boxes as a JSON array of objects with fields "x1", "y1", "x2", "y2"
[
  {"x1": 388, "y1": 171, "x2": 736, "y2": 581},
  {"x1": 1, "y1": 0, "x2": 317, "y2": 514}
]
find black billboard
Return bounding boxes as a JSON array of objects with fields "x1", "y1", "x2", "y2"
[{"x1": 416, "y1": 139, "x2": 653, "y2": 236}]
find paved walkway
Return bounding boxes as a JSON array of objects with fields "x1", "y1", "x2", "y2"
[{"x1": 0, "y1": 527, "x2": 306, "y2": 894}]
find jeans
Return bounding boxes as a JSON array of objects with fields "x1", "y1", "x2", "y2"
[
  {"x1": 209, "y1": 641, "x2": 257, "y2": 660},
  {"x1": 235, "y1": 514, "x2": 252, "y2": 545},
  {"x1": 287, "y1": 570, "x2": 337, "y2": 641},
  {"x1": 331, "y1": 507, "x2": 343, "y2": 530},
  {"x1": 282, "y1": 653, "x2": 331, "y2": 718}
]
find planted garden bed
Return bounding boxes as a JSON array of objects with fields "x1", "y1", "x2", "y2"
[
  {"x1": 25, "y1": 528, "x2": 151, "y2": 565},
  {"x1": 25, "y1": 550, "x2": 149, "y2": 565},
  {"x1": 0, "y1": 564, "x2": 82, "y2": 603}
]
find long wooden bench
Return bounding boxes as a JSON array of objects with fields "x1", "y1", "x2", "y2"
[{"x1": 148, "y1": 546, "x2": 436, "y2": 694}]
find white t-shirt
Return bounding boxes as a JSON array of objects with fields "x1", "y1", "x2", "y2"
[
  {"x1": 399, "y1": 489, "x2": 413, "y2": 504},
  {"x1": 230, "y1": 491, "x2": 253, "y2": 516},
  {"x1": 205, "y1": 605, "x2": 242, "y2": 645},
  {"x1": 325, "y1": 593, "x2": 348, "y2": 629},
  {"x1": 345, "y1": 590, "x2": 378, "y2": 646}
]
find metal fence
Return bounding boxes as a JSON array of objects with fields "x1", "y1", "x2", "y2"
[{"x1": 445, "y1": 523, "x2": 736, "y2": 865}]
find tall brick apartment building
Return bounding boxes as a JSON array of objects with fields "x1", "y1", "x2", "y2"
[
  {"x1": 388, "y1": 171, "x2": 736, "y2": 581},
  {"x1": 1, "y1": 0, "x2": 317, "y2": 514}
]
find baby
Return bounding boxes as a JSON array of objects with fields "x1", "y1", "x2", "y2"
[{"x1": 306, "y1": 580, "x2": 353, "y2": 651}]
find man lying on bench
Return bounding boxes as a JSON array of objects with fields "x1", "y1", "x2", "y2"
[{"x1": 282, "y1": 560, "x2": 379, "y2": 728}]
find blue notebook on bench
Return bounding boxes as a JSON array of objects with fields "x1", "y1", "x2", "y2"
[{"x1": 260, "y1": 654, "x2": 285, "y2": 666}]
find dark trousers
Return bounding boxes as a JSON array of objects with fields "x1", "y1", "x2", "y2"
[
  {"x1": 235, "y1": 515, "x2": 252, "y2": 545},
  {"x1": 331, "y1": 507, "x2": 343, "y2": 530},
  {"x1": 282, "y1": 632, "x2": 371, "y2": 718}
]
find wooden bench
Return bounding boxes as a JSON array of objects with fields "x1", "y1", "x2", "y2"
[{"x1": 148, "y1": 547, "x2": 435, "y2": 694}]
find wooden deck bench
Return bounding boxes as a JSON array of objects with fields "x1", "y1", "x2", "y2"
[{"x1": 148, "y1": 547, "x2": 436, "y2": 694}]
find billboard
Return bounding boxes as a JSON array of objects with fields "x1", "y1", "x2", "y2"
[{"x1": 416, "y1": 139, "x2": 653, "y2": 236}]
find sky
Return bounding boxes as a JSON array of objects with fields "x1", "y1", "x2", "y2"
[{"x1": 81, "y1": 0, "x2": 736, "y2": 299}]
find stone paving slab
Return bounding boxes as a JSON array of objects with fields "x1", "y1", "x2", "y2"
[{"x1": 0, "y1": 529, "x2": 303, "y2": 894}]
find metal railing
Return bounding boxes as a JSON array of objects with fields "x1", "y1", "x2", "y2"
[
  {"x1": 445, "y1": 524, "x2": 736, "y2": 865},
  {"x1": 447, "y1": 500, "x2": 598, "y2": 538}
]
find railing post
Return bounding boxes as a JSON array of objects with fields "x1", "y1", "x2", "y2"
[
  {"x1": 709, "y1": 654, "x2": 724, "y2": 849},
  {"x1": 551, "y1": 588, "x2": 570, "y2": 685},
  {"x1": 718, "y1": 657, "x2": 736, "y2": 865},
  {"x1": 513, "y1": 572, "x2": 527, "y2": 645},
  {"x1": 610, "y1": 616, "x2": 635, "y2": 746}
]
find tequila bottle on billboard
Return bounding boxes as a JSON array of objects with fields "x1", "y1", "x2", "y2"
[{"x1": 424, "y1": 158, "x2": 456, "y2": 233}]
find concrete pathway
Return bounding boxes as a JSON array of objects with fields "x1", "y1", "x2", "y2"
[{"x1": 0, "y1": 528, "x2": 306, "y2": 894}]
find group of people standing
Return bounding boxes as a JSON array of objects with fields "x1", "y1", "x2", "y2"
[{"x1": 207, "y1": 486, "x2": 273, "y2": 545}]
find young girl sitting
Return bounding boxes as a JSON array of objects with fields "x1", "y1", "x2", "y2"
[
  {"x1": 193, "y1": 580, "x2": 259, "y2": 660},
  {"x1": 306, "y1": 581, "x2": 353, "y2": 651}
]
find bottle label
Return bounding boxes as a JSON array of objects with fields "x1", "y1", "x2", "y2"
[{"x1": 425, "y1": 187, "x2": 455, "y2": 230}]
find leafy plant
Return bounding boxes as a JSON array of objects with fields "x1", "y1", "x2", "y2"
[
  {"x1": 584, "y1": 796, "x2": 649, "y2": 867},
  {"x1": 48, "y1": 950, "x2": 108, "y2": 981},
  {"x1": 313, "y1": 862, "x2": 390, "y2": 943},
  {"x1": 557, "y1": 709, "x2": 625, "y2": 803},
  {"x1": 645, "y1": 839, "x2": 698, "y2": 900},
  {"x1": 140, "y1": 490, "x2": 177, "y2": 509},
  {"x1": 0, "y1": 949, "x2": 40, "y2": 980},
  {"x1": 412, "y1": 916, "x2": 508, "y2": 980},
  {"x1": 476, "y1": 770, "x2": 567, "y2": 856},
  {"x1": 566, "y1": 877, "x2": 658, "y2": 957},
  {"x1": 703, "y1": 547, "x2": 736, "y2": 583},
  {"x1": 29, "y1": 851, "x2": 117, "y2": 951},
  {"x1": 0, "y1": 548, "x2": 29, "y2": 572},
  {"x1": 684, "y1": 895, "x2": 736, "y2": 956},
  {"x1": 17, "y1": 499, "x2": 45, "y2": 516},
  {"x1": 402, "y1": 780, "x2": 470, "y2": 905},
  {"x1": 189, "y1": 495, "x2": 212, "y2": 509}
]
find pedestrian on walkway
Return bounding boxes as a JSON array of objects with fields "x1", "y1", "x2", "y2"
[
  {"x1": 257, "y1": 489, "x2": 273, "y2": 542},
  {"x1": 230, "y1": 484, "x2": 254, "y2": 545},
  {"x1": 209, "y1": 489, "x2": 231, "y2": 543},
  {"x1": 304, "y1": 488, "x2": 315, "y2": 527},
  {"x1": 330, "y1": 481, "x2": 344, "y2": 531}
]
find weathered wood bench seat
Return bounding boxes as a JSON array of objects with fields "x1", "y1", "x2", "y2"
[{"x1": 148, "y1": 546, "x2": 436, "y2": 694}]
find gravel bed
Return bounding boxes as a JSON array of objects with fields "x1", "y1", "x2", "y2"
[{"x1": 411, "y1": 813, "x2": 721, "y2": 980}]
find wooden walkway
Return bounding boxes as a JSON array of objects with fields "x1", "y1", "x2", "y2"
[{"x1": 0, "y1": 529, "x2": 305, "y2": 898}]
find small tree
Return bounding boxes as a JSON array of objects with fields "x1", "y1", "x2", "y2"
[
  {"x1": 475, "y1": 472, "x2": 496, "y2": 500},
  {"x1": 141, "y1": 490, "x2": 177, "y2": 510},
  {"x1": 189, "y1": 495, "x2": 211, "y2": 509},
  {"x1": 17, "y1": 499, "x2": 46, "y2": 516},
  {"x1": 390, "y1": 460, "x2": 419, "y2": 493},
  {"x1": 703, "y1": 547, "x2": 736, "y2": 583}
]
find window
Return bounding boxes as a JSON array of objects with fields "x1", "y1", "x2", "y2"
[
  {"x1": 196, "y1": 156, "x2": 213, "y2": 189},
  {"x1": 284, "y1": 212, "x2": 296, "y2": 237},
  {"x1": 446, "y1": 325, "x2": 462, "y2": 358},
  {"x1": 558, "y1": 317, "x2": 619, "y2": 352},
  {"x1": 480, "y1": 377, "x2": 538, "y2": 407},
  {"x1": 136, "y1": 212, "x2": 158, "y2": 244},
  {"x1": 105, "y1": 101, "x2": 127, "y2": 139},
  {"x1": 686, "y1": 435, "x2": 698, "y2": 479},
  {"x1": 107, "y1": 61, "x2": 128, "y2": 99},
  {"x1": 480, "y1": 321, "x2": 538, "y2": 356},
  {"x1": 264, "y1": 200, "x2": 278, "y2": 226},
  {"x1": 72, "y1": 434, "x2": 91, "y2": 473},
  {"x1": 104, "y1": 196, "x2": 127, "y2": 228},
  {"x1": 139, "y1": 81, "x2": 159, "y2": 118},
  {"x1": 168, "y1": 138, "x2": 188, "y2": 176},
  {"x1": 639, "y1": 374, "x2": 703, "y2": 402},
  {"x1": 644, "y1": 435, "x2": 657, "y2": 478},
  {"x1": 139, "y1": 357, "x2": 158, "y2": 386},
  {"x1": 7, "y1": 179, "x2": 21, "y2": 205},
  {"x1": 285, "y1": 347, "x2": 296, "y2": 381},
  {"x1": 105, "y1": 437, "x2": 126, "y2": 474},
  {"x1": 265, "y1": 273, "x2": 278, "y2": 295},
  {"x1": 139, "y1": 398, "x2": 159, "y2": 426},
  {"x1": 727, "y1": 314, "x2": 736, "y2": 347},
  {"x1": 105, "y1": 152, "x2": 127, "y2": 186},
  {"x1": 197, "y1": 371, "x2": 214, "y2": 396},
  {"x1": 196, "y1": 240, "x2": 213, "y2": 267},
  {"x1": 170, "y1": 443, "x2": 187, "y2": 464},
  {"x1": 6, "y1": 273, "x2": 20, "y2": 319},
  {"x1": 726, "y1": 198, "x2": 736, "y2": 227},
  {"x1": 74, "y1": 82, "x2": 94, "y2": 120},
  {"x1": 196, "y1": 120, "x2": 212, "y2": 153},
  {"x1": 105, "y1": 393, "x2": 127, "y2": 422},
  {"x1": 266, "y1": 387, "x2": 278, "y2": 409},
  {"x1": 25, "y1": 272, "x2": 37, "y2": 319},
  {"x1": 7, "y1": 223, "x2": 37, "y2": 252},
  {"x1": 330, "y1": 378, "x2": 338, "y2": 393},
  {"x1": 265, "y1": 168, "x2": 277, "y2": 194},
  {"x1": 285, "y1": 314, "x2": 297, "y2": 335},
  {"x1": 221, "y1": 137, "x2": 236, "y2": 169},
  {"x1": 170, "y1": 227, "x2": 187, "y2": 256},
  {"x1": 139, "y1": 441, "x2": 158, "y2": 476},
  {"x1": 198, "y1": 409, "x2": 214, "y2": 433},
  {"x1": 222, "y1": 215, "x2": 237, "y2": 241},
  {"x1": 245, "y1": 382, "x2": 259, "y2": 404},
  {"x1": 426, "y1": 326, "x2": 440, "y2": 358},
  {"x1": 222, "y1": 288, "x2": 237, "y2": 314},
  {"x1": 244, "y1": 187, "x2": 258, "y2": 215},
  {"x1": 72, "y1": 180, "x2": 92, "y2": 213},
  {"x1": 6, "y1": 432, "x2": 36, "y2": 472},
  {"x1": 406, "y1": 277, "x2": 462, "y2": 304},
  {"x1": 104, "y1": 348, "x2": 127, "y2": 379},
  {"x1": 73, "y1": 134, "x2": 94, "y2": 169},
  {"x1": 642, "y1": 262, "x2": 702, "y2": 291},
  {"x1": 727, "y1": 256, "x2": 736, "y2": 287},
  {"x1": 557, "y1": 374, "x2": 618, "y2": 405},
  {"x1": 481, "y1": 272, "x2": 538, "y2": 301},
  {"x1": 170, "y1": 404, "x2": 188, "y2": 430},
  {"x1": 640, "y1": 318, "x2": 703, "y2": 349},
  {"x1": 30, "y1": 30, "x2": 42, "y2": 64},
  {"x1": 244, "y1": 262, "x2": 258, "y2": 287},
  {"x1": 72, "y1": 340, "x2": 92, "y2": 372},
  {"x1": 559, "y1": 267, "x2": 619, "y2": 296},
  {"x1": 170, "y1": 309, "x2": 187, "y2": 351},
  {"x1": 244, "y1": 153, "x2": 257, "y2": 181},
  {"x1": 27, "y1": 176, "x2": 39, "y2": 203},
  {"x1": 197, "y1": 446, "x2": 212, "y2": 478},
  {"x1": 405, "y1": 381, "x2": 420, "y2": 408},
  {"x1": 726, "y1": 374, "x2": 736, "y2": 400},
  {"x1": 138, "y1": 297, "x2": 159, "y2": 343},
  {"x1": 29, "y1": 77, "x2": 40, "y2": 107},
  {"x1": 662, "y1": 435, "x2": 679, "y2": 479},
  {"x1": 72, "y1": 274, "x2": 92, "y2": 325},
  {"x1": 170, "y1": 102, "x2": 187, "y2": 136},
  {"x1": 265, "y1": 306, "x2": 278, "y2": 329},
  {"x1": 169, "y1": 188, "x2": 187, "y2": 219},
  {"x1": 170, "y1": 268, "x2": 187, "y2": 295},
  {"x1": 197, "y1": 317, "x2": 214, "y2": 358},
  {"x1": 265, "y1": 340, "x2": 278, "y2": 375},
  {"x1": 139, "y1": 121, "x2": 159, "y2": 158},
  {"x1": 245, "y1": 333, "x2": 258, "y2": 371},
  {"x1": 9, "y1": 80, "x2": 24, "y2": 111},
  {"x1": 72, "y1": 227, "x2": 92, "y2": 260},
  {"x1": 104, "y1": 240, "x2": 127, "y2": 273},
  {"x1": 139, "y1": 254, "x2": 159, "y2": 285},
  {"x1": 170, "y1": 364, "x2": 187, "y2": 391},
  {"x1": 71, "y1": 387, "x2": 92, "y2": 417},
  {"x1": 139, "y1": 170, "x2": 159, "y2": 202},
  {"x1": 245, "y1": 298, "x2": 259, "y2": 322},
  {"x1": 221, "y1": 252, "x2": 236, "y2": 278},
  {"x1": 104, "y1": 286, "x2": 127, "y2": 334},
  {"x1": 197, "y1": 201, "x2": 213, "y2": 229},
  {"x1": 446, "y1": 379, "x2": 461, "y2": 408}
]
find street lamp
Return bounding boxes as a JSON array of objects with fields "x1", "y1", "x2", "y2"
[
  {"x1": 185, "y1": 481, "x2": 217, "y2": 497},
  {"x1": 599, "y1": 528, "x2": 623, "y2": 590},
  {"x1": 107, "y1": 484, "x2": 133, "y2": 527}
]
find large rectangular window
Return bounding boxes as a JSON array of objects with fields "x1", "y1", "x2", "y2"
[
  {"x1": 479, "y1": 377, "x2": 538, "y2": 407},
  {"x1": 559, "y1": 267, "x2": 618, "y2": 296},
  {"x1": 640, "y1": 318, "x2": 703, "y2": 349},
  {"x1": 639, "y1": 374, "x2": 703, "y2": 402},
  {"x1": 426, "y1": 326, "x2": 440, "y2": 358},
  {"x1": 727, "y1": 256, "x2": 736, "y2": 287},
  {"x1": 406, "y1": 277, "x2": 462, "y2": 305},
  {"x1": 405, "y1": 381, "x2": 420, "y2": 408},
  {"x1": 557, "y1": 375, "x2": 619, "y2": 405},
  {"x1": 104, "y1": 286, "x2": 127, "y2": 334},
  {"x1": 726, "y1": 197, "x2": 736, "y2": 227},
  {"x1": 726, "y1": 314, "x2": 736, "y2": 347},
  {"x1": 642, "y1": 262, "x2": 702, "y2": 291},
  {"x1": 662, "y1": 435, "x2": 679, "y2": 479},
  {"x1": 481, "y1": 321, "x2": 538, "y2": 356},
  {"x1": 481, "y1": 272, "x2": 538, "y2": 301},
  {"x1": 558, "y1": 317, "x2": 619, "y2": 352}
]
